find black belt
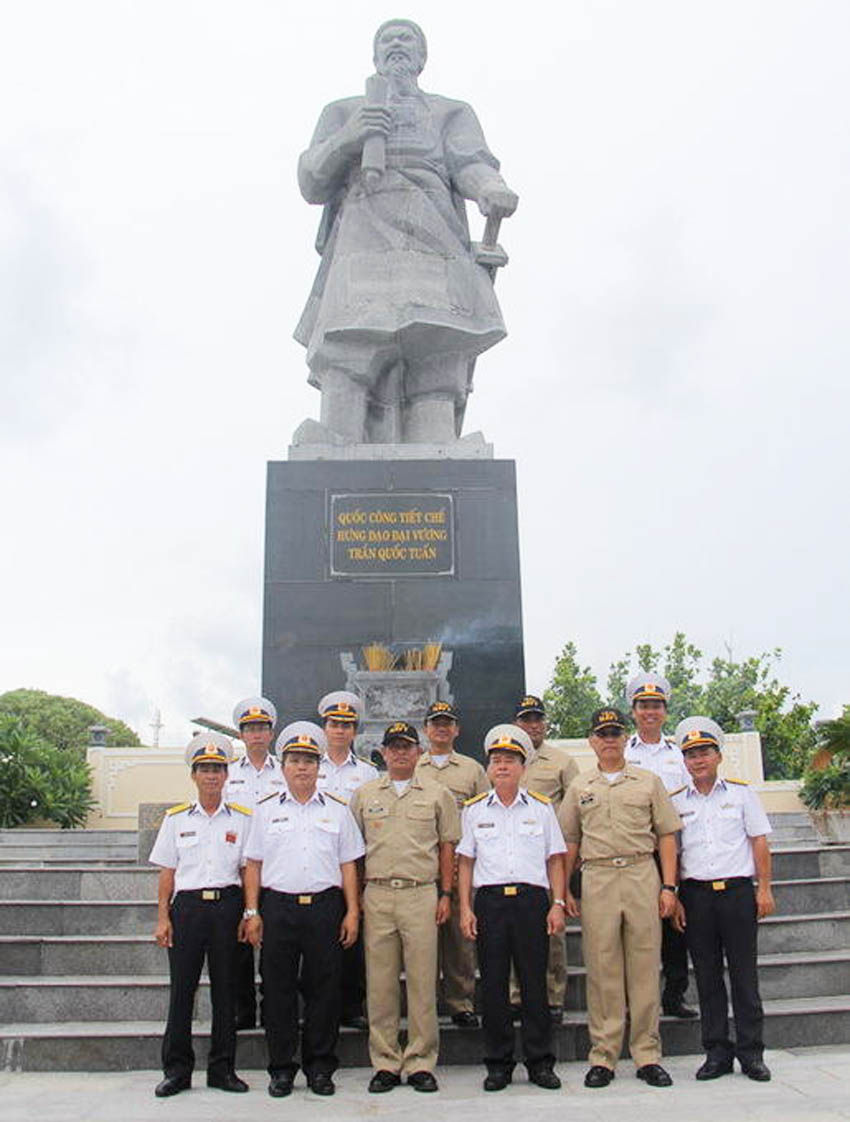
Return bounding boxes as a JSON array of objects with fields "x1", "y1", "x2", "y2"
[
  {"x1": 266, "y1": 886, "x2": 341, "y2": 905},
  {"x1": 681, "y1": 877, "x2": 752, "y2": 892},
  {"x1": 176, "y1": 885, "x2": 241, "y2": 901},
  {"x1": 477, "y1": 883, "x2": 546, "y2": 897}
]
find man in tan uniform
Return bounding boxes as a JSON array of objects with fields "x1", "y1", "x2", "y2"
[
  {"x1": 416, "y1": 700, "x2": 489, "y2": 1028},
  {"x1": 512, "y1": 694, "x2": 579, "y2": 1023},
  {"x1": 559, "y1": 708, "x2": 681, "y2": 1089},
  {"x1": 349, "y1": 721, "x2": 460, "y2": 1093}
]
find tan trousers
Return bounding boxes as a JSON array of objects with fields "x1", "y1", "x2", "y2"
[
  {"x1": 364, "y1": 882, "x2": 439, "y2": 1074},
  {"x1": 438, "y1": 887, "x2": 477, "y2": 1014},
  {"x1": 581, "y1": 859, "x2": 662, "y2": 1070},
  {"x1": 509, "y1": 890, "x2": 567, "y2": 1008}
]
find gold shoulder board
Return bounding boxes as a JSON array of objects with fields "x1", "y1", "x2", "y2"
[
  {"x1": 528, "y1": 790, "x2": 552, "y2": 804},
  {"x1": 227, "y1": 802, "x2": 253, "y2": 816},
  {"x1": 668, "y1": 785, "x2": 687, "y2": 797},
  {"x1": 257, "y1": 791, "x2": 280, "y2": 804},
  {"x1": 165, "y1": 802, "x2": 191, "y2": 816},
  {"x1": 726, "y1": 777, "x2": 749, "y2": 785},
  {"x1": 324, "y1": 791, "x2": 348, "y2": 806},
  {"x1": 464, "y1": 791, "x2": 488, "y2": 807}
]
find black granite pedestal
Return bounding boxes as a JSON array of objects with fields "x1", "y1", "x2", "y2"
[{"x1": 261, "y1": 458, "x2": 525, "y2": 758}]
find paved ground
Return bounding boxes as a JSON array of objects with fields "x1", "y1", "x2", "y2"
[{"x1": 2, "y1": 1047, "x2": 850, "y2": 1122}]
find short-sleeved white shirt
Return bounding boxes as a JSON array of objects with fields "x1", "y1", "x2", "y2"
[
  {"x1": 457, "y1": 788, "x2": 566, "y2": 889},
  {"x1": 316, "y1": 751, "x2": 378, "y2": 801},
  {"x1": 149, "y1": 801, "x2": 251, "y2": 895},
  {"x1": 672, "y1": 778, "x2": 772, "y2": 880},
  {"x1": 245, "y1": 788, "x2": 365, "y2": 893},
  {"x1": 625, "y1": 733, "x2": 690, "y2": 792},
  {"x1": 225, "y1": 752, "x2": 288, "y2": 807}
]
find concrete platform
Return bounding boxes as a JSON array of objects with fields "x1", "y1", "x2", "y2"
[{"x1": 2, "y1": 1047, "x2": 850, "y2": 1122}]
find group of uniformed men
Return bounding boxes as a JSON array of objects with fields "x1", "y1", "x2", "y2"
[{"x1": 150, "y1": 675, "x2": 775, "y2": 1097}]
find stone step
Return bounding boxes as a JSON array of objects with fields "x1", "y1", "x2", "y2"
[
  {"x1": 0, "y1": 868, "x2": 158, "y2": 901},
  {"x1": 2, "y1": 995, "x2": 849, "y2": 1071},
  {"x1": 3, "y1": 900, "x2": 847, "y2": 961},
  {"x1": 771, "y1": 877, "x2": 850, "y2": 914},
  {"x1": 2, "y1": 936, "x2": 847, "y2": 1007},
  {"x1": 0, "y1": 848, "x2": 138, "y2": 865},
  {"x1": 772, "y1": 845, "x2": 850, "y2": 880}
]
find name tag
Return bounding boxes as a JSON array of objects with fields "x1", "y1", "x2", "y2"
[
  {"x1": 579, "y1": 792, "x2": 597, "y2": 807},
  {"x1": 365, "y1": 805, "x2": 388, "y2": 818},
  {"x1": 177, "y1": 831, "x2": 198, "y2": 849},
  {"x1": 269, "y1": 817, "x2": 294, "y2": 834}
]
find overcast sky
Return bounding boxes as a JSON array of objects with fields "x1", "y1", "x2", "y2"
[{"x1": 2, "y1": 1, "x2": 848, "y2": 746}]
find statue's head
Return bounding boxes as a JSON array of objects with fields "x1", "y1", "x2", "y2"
[{"x1": 373, "y1": 19, "x2": 427, "y2": 78}]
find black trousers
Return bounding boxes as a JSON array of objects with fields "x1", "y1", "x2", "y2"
[
  {"x1": 161, "y1": 887, "x2": 242, "y2": 1081},
  {"x1": 475, "y1": 883, "x2": 554, "y2": 1074},
  {"x1": 260, "y1": 887, "x2": 345, "y2": 1078},
  {"x1": 654, "y1": 852, "x2": 689, "y2": 1005},
  {"x1": 340, "y1": 928, "x2": 366, "y2": 1019},
  {"x1": 680, "y1": 878, "x2": 764, "y2": 1064},
  {"x1": 234, "y1": 941, "x2": 259, "y2": 1022}
]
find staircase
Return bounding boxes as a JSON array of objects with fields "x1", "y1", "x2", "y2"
[{"x1": 1, "y1": 816, "x2": 849, "y2": 1071}]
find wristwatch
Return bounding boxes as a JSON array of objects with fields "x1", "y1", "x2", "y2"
[
  {"x1": 661, "y1": 884, "x2": 678, "y2": 894},
  {"x1": 553, "y1": 898, "x2": 567, "y2": 909},
  {"x1": 439, "y1": 889, "x2": 452, "y2": 898},
  {"x1": 242, "y1": 908, "x2": 259, "y2": 918}
]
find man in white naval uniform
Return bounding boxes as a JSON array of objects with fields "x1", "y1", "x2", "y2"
[
  {"x1": 316, "y1": 689, "x2": 377, "y2": 1028},
  {"x1": 671, "y1": 717, "x2": 774, "y2": 1083},
  {"x1": 624, "y1": 674, "x2": 695, "y2": 1019},
  {"x1": 225, "y1": 696, "x2": 286, "y2": 1029}
]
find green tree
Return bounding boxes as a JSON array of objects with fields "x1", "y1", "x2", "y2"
[
  {"x1": 546, "y1": 635, "x2": 817, "y2": 779},
  {"x1": 0, "y1": 716, "x2": 96, "y2": 828},
  {"x1": 544, "y1": 642, "x2": 604, "y2": 738},
  {"x1": 0, "y1": 689, "x2": 139, "y2": 751}
]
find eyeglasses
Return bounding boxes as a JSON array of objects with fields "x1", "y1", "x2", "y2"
[{"x1": 595, "y1": 729, "x2": 623, "y2": 740}]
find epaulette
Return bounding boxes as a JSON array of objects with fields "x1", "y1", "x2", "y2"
[
  {"x1": 165, "y1": 802, "x2": 191, "y2": 816},
  {"x1": 726, "y1": 777, "x2": 748, "y2": 785},
  {"x1": 324, "y1": 791, "x2": 348, "y2": 806},
  {"x1": 528, "y1": 790, "x2": 551, "y2": 804},
  {"x1": 669, "y1": 785, "x2": 687, "y2": 797},
  {"x1": 464, "y1": 791, "x2": 488, "y2": 807},
  {"x1": 257, "y1": 791, "x2": 280, "y2": 804},
  {"x1": 227, "y1": 802, "x2": 253, "y2": 816}
]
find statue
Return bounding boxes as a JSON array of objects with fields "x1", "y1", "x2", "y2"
[{"x1": 292, "y1": 19, "x2": 518, "y2": 447}]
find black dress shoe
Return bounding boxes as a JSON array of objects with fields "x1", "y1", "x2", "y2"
[
  {"x1": 662, "y1": 1001, "x2": 698, "y2": 1019},
  {"x1": 584, "y1": 1065, "x2": 615, "y2": 1088},
  {"x1": 154, "y1": 1076, "x2": 190, "y2": 1097},
  {"x1": 268, "y1": 1073, "x2": 295, "y2": 1097},
  {"x1": 549, "y1": 1005, "x2": 564, "y2": 1025},
  {"x1": 307, "y1": 1072, "x2": 335, "y2": 1095},
  {"x1": 741, "y1": 1059, "x2": 771, "y2": 1082},
  {"x1": 368, "y1": 1070, "x2": 401, "y2": 1093},
  {"x1": 451, "y1": 1011, "x2": 480, "y2": 1028},
  {"x1": 636, "y1": 1063, "x2": 673, "y2": 1087},
  {"x1": 529, "y1": 1067, "x2": 561, "y2": 1090},
  {"x1": 695, "y1": 1058, "x2": 733, "y2": 1081},
  {"x1": 407, "y1": 1070, "x2": 439, "y2": 1092},
  {"x1": 207, "y1": 1072, "x2": 248, "y2": 1093},
  {"x1": 483, "y1": 1070, "x2": 512, "y2": 1092}
]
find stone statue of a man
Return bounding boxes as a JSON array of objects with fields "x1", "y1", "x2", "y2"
[{"x1": 293, "y1": 19, "x2": 518, "y2": 446}]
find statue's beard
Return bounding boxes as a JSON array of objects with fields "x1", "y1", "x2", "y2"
[{"x1": 378, "y1": 53, "x2": 420, "y2": 92}]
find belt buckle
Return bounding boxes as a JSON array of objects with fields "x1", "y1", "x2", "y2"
[
  {"x1": 201, "y1": 890, "x2": 217, "y2": 901},
  {"x1": 298, "y1": 895, "x2": 313, "y2": 905},
  {"x1": 711, "y1": 880, "x2": 726, "y2": 892},
  {"x1": 612, "y1": 857, "x2": 627, "y2": 868},
  {"x1": 503, "y1": 885, "x2": 518, "y2": 897},
  {"x1": 389, "y1": 878, "x2": 405, "y2": 889}
]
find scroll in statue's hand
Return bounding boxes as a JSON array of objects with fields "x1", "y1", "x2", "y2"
[{"x1": 341, "y1": 105, "x2": 393, "y2": 153}]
